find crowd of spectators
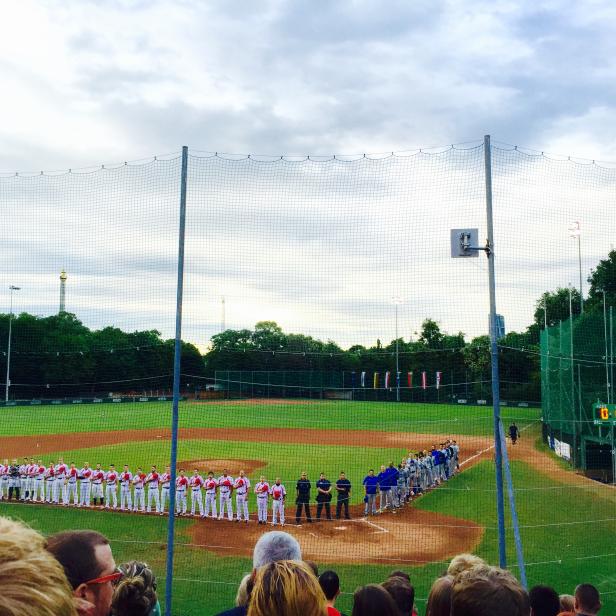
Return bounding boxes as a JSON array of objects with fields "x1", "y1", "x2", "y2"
[{"x1": 0, "y1": 514, "x2": 604, "y2": 616}]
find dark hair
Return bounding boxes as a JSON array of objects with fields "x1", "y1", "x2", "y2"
[
  {"x1": 319, "y1": 570, "x2": 340, "y2": 601},
  {"x1": 529, "y1": 585, "x2": 560, "y2": 616},
  {"x1": 305, "y1": 560, "x2": 319, "y2": 577},
  {"x1": 426, "y1": 575, "x2": 454, "y2": 616},
  {"x1": 112, "y1": 561, "x2": 157, "y2": 616},
  {"x1": 352, "y1": 584, "x2": 400, "y2": 616},
  {"x1": 46, "y1": 530, "x2": 110, "y2": 589},
  {"x1": 382, "y1": 577, "x2": 415, "y2": 614},
  {"x1": 388, "y1": 570, "x2": 411, "y2": 582},
  {"x1": 575, "y1": 584, "x2": 601, "y2": 614}
]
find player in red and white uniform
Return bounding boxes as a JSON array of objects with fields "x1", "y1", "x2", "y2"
[
  {"x1": 254, "y1": 475, "x2": 270, "y2": 524},
  {"x1": 0, "y1": 459, "x2": 8, "y2": 500},
  {"x1": 204, "y1": 472, "x2": 218, "y2": 518},
  {"x1": 79, "y1": 463, "x2": 92, "y2": 507},
  {"x1": 45, "y1": 462, "x2": 56, "y2": 503},
  {"x1": 159, "y1": 466, "x2": 171, "y2": 515},
  {"x1": 119, "y1": 465, "x2": 133, "y2": 511},
  {"x1": 91, "y1": 464, "x2": 105, "y2": 507},
  {"x1": 55, "y1": 458, "x2": 68, "y2": 505},
  {"x1": 217, "y1": 470, "x2": 234, "y2": 521},
  {"x1": 270, "y1": 477, "x2": 286, "y2": 526},
  {"x1": 145, "y1": 466, "x2": 160, "y2": 513},
  {"x1": 105, "y1": 465, "x2": 118, "y2": 509},
  {"x1": 33, "y1": 460, "x2": 46, "y2": 502},
  {"x1": 175, "y1": 469, "x2": 188, "y2": 515},
  {"x1": 234, "y1": 470, "x2": 251, "y2": 523},
  {"x1": 26, "y1": 458, "x2": 37, "y2": 501},
  {"x1": 132, "y1": 467, "x2": 146, "y2": 512},
  {"x1": 66, "y1": 463, "x2": 79, "y2": 506},
  {"x1": 19, "y1": 458, "x2": 29, "y2": 501},
  {"x1": 189, "y1": 470, "x2": 205, "y2": 517}
]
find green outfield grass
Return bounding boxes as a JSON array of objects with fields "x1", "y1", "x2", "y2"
[
  {"x1": 1, "y1": 400, "x2": 613, "y2": 616},
  {"x1": 0, "y1": 399, "x2": 539, "y2": 436}
]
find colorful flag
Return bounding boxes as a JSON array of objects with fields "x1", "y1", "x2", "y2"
[
  {"x1": 408, "y1": 371, "x2": 413, "y2": 388},
  {"x1": 373, "y1": 372, "x2": 379, "y2": 389},
  {"x1": 421, "y1": 371, "x2": 427, "y2": 390},
  {"x1": 385, "y1": 371, "x2": 391, "y2": 388},
  {"x1": 360, "y1": 371, "x2": 366, "y2": 388},
  {"x1": 436, "y1": 371, "x2": 442, "y2": 389}
]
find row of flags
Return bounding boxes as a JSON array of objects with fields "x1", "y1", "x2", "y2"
[{"x1": 354, "y1": 371, "x2": 442, "y2": 389}]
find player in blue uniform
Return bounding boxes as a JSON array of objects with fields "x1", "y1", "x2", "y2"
[{"x1": 362, "y1": 469, "x2": 379, "y2": 516}]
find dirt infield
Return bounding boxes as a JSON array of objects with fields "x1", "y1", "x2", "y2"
[{"x1": 179, "y1": 459, "x2": 266, "y2": 476}]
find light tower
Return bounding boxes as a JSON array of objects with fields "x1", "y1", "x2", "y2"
[{"x1": 59, "y1": 270, "x2": 67, "y2": 313}]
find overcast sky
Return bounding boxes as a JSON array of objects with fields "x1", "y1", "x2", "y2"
[{"x1": 1, "y1": 1, "x2": 616, "y2": 352}]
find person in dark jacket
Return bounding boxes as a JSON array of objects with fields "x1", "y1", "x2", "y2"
[
  {"x1": 295, "y1": 471, "x2": 313, "y2": 524},
  {"x1": 8, "y1": 459, "x2": 20, "y2": 500},
  {"x1": 316, "y1": 473, "x2": 332, "y2": 520}
]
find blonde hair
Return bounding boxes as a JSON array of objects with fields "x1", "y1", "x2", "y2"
[
  {"x1": 0, "y1": 516, "x2": 77, "y2": 616},
  {"x1": 447, "y1": 553, "x2": 486, "y2": 577},
  {"x1": 235, "y1": 574, "x2": 252, "y2": 607},
  {"x1": 248, "y1": 560, "x2": 327, "y2": 616}
]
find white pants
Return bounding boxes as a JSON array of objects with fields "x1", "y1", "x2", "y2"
[
  {"x1": 205, "y1": 492, "x2": 217, "y2": 518},
  {"x1": 191, "y1": 489, "x2": 204, "y2": 516},
  {"x1": 66, "y1": 482, "x2": 78, "y2": 505},
  {"x1": 91, "y1": 483, "x2": 104, "y2": 502},
  {"x1": 257, "y1": 497, "x2": 268, "y2": 522},
  {"x1": 176, "y1": 489, "x2": 187, "y2": 514},
  {"x1": 235, "y1": 493, "x2": 249, "y2": 521},
  {"x1": 272, "y1": 499, "x2": 285, "y2": 525},
  {"x1": 219, "y1": 491, "x2": 233, "y2": 520},
  {"x1": 27, "y1": 478, "x2": 35, "y2": 499},
  {"x1": 33, "y1": 479, "x2": 45, "y2": 502},
  {"x1": 20, "y1": 477, "x2": 28, "y2": 499},
  {"x1": 46, "y1": 480, "x2": 55, "y2": 502},
  {"x1": 133, "y1": 487, "x2": 145, "y2": 511},
  {"x1": 160, "y1": 487, "x2": 170, "y2": 513},
  {"x1": 51, "y1": 481, "x2": 61, "y2": 504},
  {"x1": 0, "y1": 479, "x2": 7, "y2": 499},
  {"x1": 105, "y1": 485, "x2": 117, "y2": 508},
  {"x1": 120, "y1": 486, "x2": 132, "y2": 510},
  {"x1": 147, "y1": 488, "x2": 160, "y2": 513},
  {"x1": 80, "y1": 482, "x2": 91, "y2": 506}
]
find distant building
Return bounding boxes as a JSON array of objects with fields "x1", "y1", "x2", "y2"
[{"x1": 59, "y1": 270, "x2": 67, "y2": 313}]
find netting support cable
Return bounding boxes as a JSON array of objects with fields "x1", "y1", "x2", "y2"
[
  {"x1": 164, "y1": 145, "x2": 188, "y2": 616},
  {"x1": 484, "y1": 135, "x2": 508, "y2": 570}
]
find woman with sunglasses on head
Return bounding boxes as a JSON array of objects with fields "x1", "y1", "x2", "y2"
[{"x1": 112, "y1": 561, "x2": 160, "y2": 616}]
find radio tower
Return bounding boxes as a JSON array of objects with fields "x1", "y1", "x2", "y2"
[{"x1": 59, "y1": 270, "x2": 67, "y2": 313}]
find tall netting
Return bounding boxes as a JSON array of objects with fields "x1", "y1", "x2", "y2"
[{"x1": 1, "y1": 142, "x2": 615, "y2": 615}]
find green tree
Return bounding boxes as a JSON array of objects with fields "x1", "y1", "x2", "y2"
[
  {"x1": 534, "y1": 288, "x2": 581, "y2": 328},
  {"x1": 587, "y1": 249, "x2": 616, "y2": 310}
]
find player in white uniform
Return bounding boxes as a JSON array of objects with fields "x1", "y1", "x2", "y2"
[
  {"x1": 55, "y1": 459, "x2": 68, "y2": 505},
  {"x1": 217, "y1": 470, "x2": 234, "y2": 521},
  {"x1": 19, "y1": 458, "x2": 29, "y2": 501},
  {"x1": 175, "y1": 469, "x2": 188, "y2": 515},
  {"x1": 132, "y1": 467, "x2": 146, "y2": 512},
  {"x1": 66, "y1": 463, "x2": 79, "y2": 506},
  {"x1": 119, "y1": 465, "x2": 133, "y2": 511},
  {"x1": 204, "y1": 472, "x2": 218, "y2": 519},
  {"x1": 45, "y1": 463, "x2": 56, "y2": 503},
  {"x1": 26, "y1": 459, "x2": 37, "y2": 501},
  {"x1": 189, "y1": 470, "x2": 205, "y2": 517},
  {"x1": 0, "y1": 460, "x2": 8, "y2": 500},
  {"x1": 32, "y1": 460, "x2": 46, "y2": 502},
  {"x1": 91, "y1": 464, "x2": 105, "y2": 506},
  {"x1": 270, "y1": 477, "x2": 286, "y2": 526},
  {"x1": 105, "y1": 465, "x2": 118, "y2": 509},
  {"x1": 159, "y1": 466, "x2": 171, "y2": 515},
  {"x1": 234, "y1": 470, "x2": 251, "y2": 522},
  {"x1": 145, "y1": 466, "x2": 161, "y2": 513},
  {"x1": 254, "y1": 475, "x2": 270, "y2": 525},
  {"x1": 79, "y1": 463, "x2": 92, "y2": 507}
]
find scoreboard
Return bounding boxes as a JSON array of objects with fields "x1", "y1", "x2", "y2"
[{"x1": 593, "y1": 403, "x2": 616, "y2": 425}]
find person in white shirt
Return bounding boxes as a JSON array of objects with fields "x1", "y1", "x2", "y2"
[
  {"x1": 79, "y1": 463, "x2": 92, "y2": 507},
  {"x1": 203, "y1": 472, "x2": 218, "y2": 519},
  {"x1": 104, "y1": 465, "x2": 118, "y2": 509},
  {"x1": 189, "y1": 470, "x2": 205, "y2": 517},
  {"x1": 159, "y1": 466, "x2": 171, "y2": 515},
  {"x1": 270, "y1": 477, "x2": 286, "y2": 526},
  {"x1": 234, "y1": 470, "x2": 251, "y2": 523},
  {"x1": 145, "y1": 466, "x2": 161, "y2": 513},
  {"x1": 119, "y1": 465, "x2": 133, "y2": 511},
  {"x1": 254, "y1": 475, "x2": 270, "y2": 525}
]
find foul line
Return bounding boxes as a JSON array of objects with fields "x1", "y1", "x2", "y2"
[{"x1": 359, "y1": 518, "x2": 389, "y2": 534}]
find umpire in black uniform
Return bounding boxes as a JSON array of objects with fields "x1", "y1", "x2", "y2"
[
  {"x1": 335, "y1": 471, "x2": 352, "y2": 519},
  {"x1": 295, "y1": 471, "x2": 313, "y2": 524},
  {"x1": 316, "y1": 472, "x2": 332, "y2": 520}
]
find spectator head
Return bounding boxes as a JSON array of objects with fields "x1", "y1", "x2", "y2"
[
  {"x1": 301, "y1": 471, "x2": 307, "y2": 479},
  {"x1": 0, "y1": 517, "x2": 77, "y2": 616},
  {"x1": 529, "y1": 585, "x2": 560, "y2": 616},
  {"x1": 426, "y1": 575, "x2": 454, "y2": 616},
  {"x1": 559, "y1": 595, "x2": 575, "y2": 612},
  {"x1": 352, "y1": 584, "x2": 400, "y2": 616},
  {"x1": 235, "y1": 574, "x2": 253, "y2": 608},
  {"x1": 248, "y1": 560, "x2": 326, "y2": 616},
  {"x1": 388, "y1": 570, "x2": 411, "y2": 582},
  {"x1": 451, "y1": 564, "x2": 529, "y2": 616},
  {"x1": 252, "y1": 531, "x2": 302, "y2": 569},
  {"x1": 306, "y1": 560, "x2": 319, "y2": 577},
  {"x1": 574, "y1": 584, "x2": 601, "y2": 615},
  {"x1": 339, "y1": 471, "x2": 346, "y2": 480},
  {"x1": 368, "y1": 469, "x2": 374, "y2": 476},
  {"x1": 382, "y1": 576, "x2": 415, "y2": 615},
  {"x1": 447, "y1": 553, "x2": 486, "y2": 577},
  {"x1": 47, "y1": 530, "x2": 117, "y2": 616},
  {"x1": 319, "y1": 570, "x2": 340, "y2": 603},
  {"x1": 111, "y1": 561, "x2": 158, "y2": 616}
]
